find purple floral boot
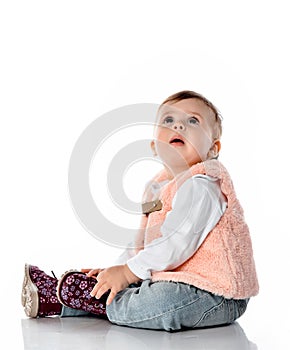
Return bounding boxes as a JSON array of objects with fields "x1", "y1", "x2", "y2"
[
  {"x1": 56, "y1": 270, "x2": 107, "y2": 318},
  {"x1": 22, "y1": 264, "x2": 62, "y2": 317}
]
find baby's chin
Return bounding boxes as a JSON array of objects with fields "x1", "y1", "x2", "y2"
[{"x1": 160, "y1": 157, "x2": 193, "y2": 175}]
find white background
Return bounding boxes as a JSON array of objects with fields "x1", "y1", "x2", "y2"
[{"x1": 1, "y1": 1, "x2": 289, "y2": 348}]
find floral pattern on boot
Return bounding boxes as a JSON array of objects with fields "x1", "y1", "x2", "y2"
[
  {"x1": 22, "y1": 264, "x2": 62, "y2": 317},
  {"x1": 57, "y1": 271, "x2": 107, "y2": 317}
]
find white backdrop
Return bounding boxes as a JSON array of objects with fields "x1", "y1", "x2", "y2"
[{"x1": 1, "y1": 1, "x2": 289, "y2": 348}]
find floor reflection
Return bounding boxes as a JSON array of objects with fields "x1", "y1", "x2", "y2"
[{"x1": 21, "y1": 317, "x2": 257, "y2": 350}]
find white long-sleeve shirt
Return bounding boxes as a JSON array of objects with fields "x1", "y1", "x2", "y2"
[{"x1": 116, "y1": 175, "x2": 227, "y2": 280}]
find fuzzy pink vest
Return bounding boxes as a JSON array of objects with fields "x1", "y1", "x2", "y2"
[{"x1": 136, "y1": 160, "x2": 259, "y2": 299}]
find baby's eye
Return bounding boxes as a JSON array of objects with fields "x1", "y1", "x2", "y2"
[
  {"x1": 163, "y1": 116, "x2": 174, "y2": 124},
  {"x1": 188, "y1": 117, "x2": 199, "y2": 125}
]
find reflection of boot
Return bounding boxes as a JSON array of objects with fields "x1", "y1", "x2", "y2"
[
  {"x1": 21, "y1": 264, "x2": 62, "y2": 317},
  {"x1": 57, "y1": 270, "x2": 107, "y2": 317}
]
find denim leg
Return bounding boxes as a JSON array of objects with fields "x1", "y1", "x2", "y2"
[
  {"x1": 60, "y1": 305, "x2": 92, "y2": 317},
  {"x1": 106, "y1": 280, "x2": 248, "y2": 331}
]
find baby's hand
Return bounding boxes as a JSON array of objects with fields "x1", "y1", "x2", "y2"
[
  {"x1": 90, "y1": 265, "x2": 140, "y2": 305},
  {"x1": 81, "y1": 268, "x2": 104, "y2": 278}
]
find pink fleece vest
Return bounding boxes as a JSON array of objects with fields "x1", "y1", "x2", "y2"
[{"x1": 137, "y1": 160, "x2": 259, "y2": 299}]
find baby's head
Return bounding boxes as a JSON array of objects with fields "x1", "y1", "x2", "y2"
[
  {"x1": 152, "y1": 90, "x2": 222, "y2": 174},
  {"x1": 161, "y1": 90, "x2": 222, "y2": 141}
]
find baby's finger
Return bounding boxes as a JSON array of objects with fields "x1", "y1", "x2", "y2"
[
  {"x1": 106, "y1": 289, "x2": 117, "y2": 305},
  {"x1": 90, "y1": 281, "x2": 101, "y2": 297},
  {"x1": 87, "y1": 269, "x2": 102, "y2": 277},
  {"x1": 95, "y1": 283, "x2": 110, "y2": 300}
]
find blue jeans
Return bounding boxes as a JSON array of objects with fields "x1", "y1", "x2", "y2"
[{"x1": 61, "y1": 280, "x2": 248, "y2": 332}]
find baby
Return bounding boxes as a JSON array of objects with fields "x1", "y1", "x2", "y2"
[{"x1": 22, "y1": 90, "x2": 259, "y2": 331}]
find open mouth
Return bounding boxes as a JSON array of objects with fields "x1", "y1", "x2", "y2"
[{"x1": 169, "y1": 137, "x2": 185, "y2": 146}]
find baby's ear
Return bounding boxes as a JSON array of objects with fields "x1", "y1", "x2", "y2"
[
  {"x1": 151, "y1": 140, "x2": 157, "y2": 156},
  {"x1": 208, "y1": 140, "x2": 221, "y2": 159}
]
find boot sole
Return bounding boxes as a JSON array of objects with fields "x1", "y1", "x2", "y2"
[{"x1": 22, "y1": 263, "x2": 39, "y2": 318}]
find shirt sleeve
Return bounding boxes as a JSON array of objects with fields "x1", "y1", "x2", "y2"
[
  {"x1": 114, "y1": 242, "x2": 136, "y2": 265},
  {"x1": 126, "y1": 175, "x2": 227, "y2": 280}
]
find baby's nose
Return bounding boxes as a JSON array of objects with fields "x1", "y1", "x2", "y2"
[{"x1": 173, "y1": 121, "x2": 185, "y2": 130}]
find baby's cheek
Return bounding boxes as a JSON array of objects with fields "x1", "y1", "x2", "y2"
[
  {"x1": 155, "y1": 127, "x2": 168, "y2": 140},
  {"x1": 193, "y1": 130, "x2": 212, "y2": 151}
]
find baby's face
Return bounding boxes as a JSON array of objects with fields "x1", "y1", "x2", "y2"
[{"x1": 154, "y1": 98, "x2": 216, "y2": 170}]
